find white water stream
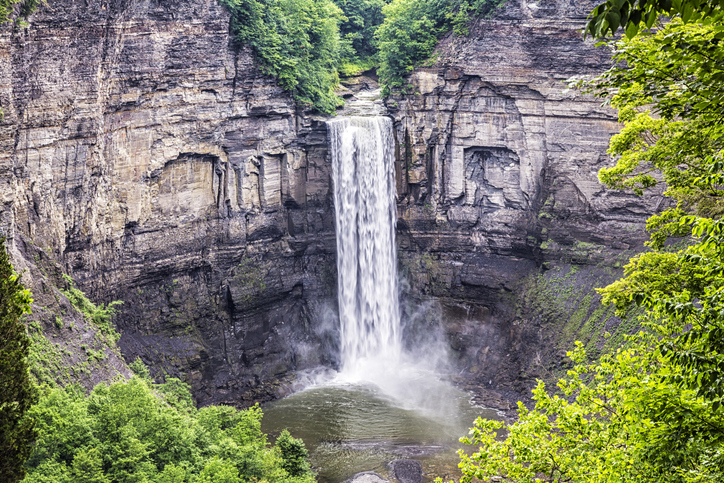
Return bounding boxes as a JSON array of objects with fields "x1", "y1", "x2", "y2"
[
  {"x1": 328, "y1": 116, "x2": 401, "y2": 380},
  {"x1": 261, "y1": 105, "x2": 502, "y2": 483}
]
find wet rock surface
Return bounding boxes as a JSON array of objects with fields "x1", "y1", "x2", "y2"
[
  {"x1": 347, "y1": 472, "x2": 389, "y2": 483},
  {"x1": 388, "y1": 460, "x2": 423, "y2": 483}
]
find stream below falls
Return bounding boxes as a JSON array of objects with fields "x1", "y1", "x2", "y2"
[{"x1": 261, "y1": 375, "x2": 501, "y2": 483}]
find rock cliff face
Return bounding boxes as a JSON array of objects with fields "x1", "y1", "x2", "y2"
[
  {"x1": 388, "y1": 0, "x2": 661, "y2": 403},
  {"x1": 0, "y1": 0, "x2": 338, "y2": 404},
  {"x1": 1, "y1": 0, "x2": 658, "y2": 406}
]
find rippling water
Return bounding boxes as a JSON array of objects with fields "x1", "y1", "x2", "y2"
[{"x1": 261, "y1": 379, "x2": 500, "y2": 483}]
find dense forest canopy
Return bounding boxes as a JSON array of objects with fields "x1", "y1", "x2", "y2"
[{"x1": 22, "y1": 376, "x2": 316, "y2": 483}]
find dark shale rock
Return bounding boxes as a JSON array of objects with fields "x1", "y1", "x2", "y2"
[{"x1": 388, "y1": 460, "x2": 423, "y2": 483}]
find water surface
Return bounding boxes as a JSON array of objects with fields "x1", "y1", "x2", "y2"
[{"x1": 261, "y1": 379, "x2": 500, "y2": 483}]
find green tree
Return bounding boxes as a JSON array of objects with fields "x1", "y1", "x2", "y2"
[
  {"x1": 0, "y1": 0, "x2": 41, "y2": 24},
  {"x1": 334, "y1": 0, "x2": 388, "y2": 75},
  {"x1": 376, "y1": 0, "x2": 504, "y2": 95},
  {"x1": 276, "y1": 429, "x2": 310, "y2": 477},
  {"x1": 376, "y1": 0, "x2": 445, "y2": 94},
  {"x1": 457, "y1": 337, "x2": 724, "y2": 483},
  {"x1": 582, "y1": 15, "x2": 724, "y2": 406},
  {"x1": 71, "y1": 447, "x2": 109, "y2": 483},
  {"x1": 220, "y1": 0, "x2": 345, "y2": 113},
  {"x1": 0, "y1": 237, "x2": 36, "y2": 483},
  {"x1": 25, "y1": 376, "x2": 315, "y2": 483},
  {"x1": 454, "y1": 7, "x2": 724, "y2": 483}
]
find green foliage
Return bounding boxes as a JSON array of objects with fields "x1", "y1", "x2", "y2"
[
  {"x1": 0, "y1": 0, "x2": 41, "y2": 24},
  {"x1": 276, "y1": 429, "x2": 310, "y2": 477},
  {"x1": 376, "y1": 0, "x2": 504, "y2": 94},
  {"x1": 456, "y1": 336, "x2": 724, "y2": 483},
  {"x1": 599, "y1": 217, "x2": 724, "y2": 406},
  {"x1": 586, "y1": 0, "x2": 724, "y2": 39},
  {"x1": 333, "y1": 0, "x2": 388, "y2": 71},
  {"x1": 219, "y1": 0, "x2": 345, "y2": 113},
  {"x1": 128, "y1": 357, "x2": 151, "y2": 380},
  {"x1": 459, "y1": 7, "x2": 724, "y2": 483},
  {"x1": 25, "y1": 377, "x2": 315, "y2": 483},
  {"x1": 582, "y1": 14, "x2": 724, "y2": 408},
  {"x1": 60, "y1": 274, "x2": 122, "y2": 343},
  {"x1": 217, "y1": 0, "x2": 505, "y2": 99},
  {"x1": 579, "y1": 19, "x2": 724, "y2": 246},
  {"x1": 156, "y1": 378, "x2": 195, "y2": 413},
  {"x1": 0, "y1": 238, "x2": 36, "y2": 483}
]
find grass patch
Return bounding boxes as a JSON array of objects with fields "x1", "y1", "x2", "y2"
[{"x1": 60, "y1": 274, "x2": 122, "y2": 344}]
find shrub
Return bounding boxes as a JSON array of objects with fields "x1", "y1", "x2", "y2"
[
  {"x1": 220, "y1": 0, "x2": 345, "y2": 113},
  {"x1": 276, "y1": 429, "x2": 310, "y2": 477},
  {"x1": 60, "y1": 274, "x2": 122, "y2": 343}
]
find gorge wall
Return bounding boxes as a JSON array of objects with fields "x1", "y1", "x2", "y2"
[
  {"x1": 0, "y1": 0, "x2": 658, "y2": 406},
  {"x1": 0, "y1": 0, "x2": 339, "y2": 405},
  {"x1": 389, "y1": 0, "x2": 661, "y2": 403}
]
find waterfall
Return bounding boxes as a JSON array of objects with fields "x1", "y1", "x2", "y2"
[{"x1": 328, "y1": 116, "x2": 401, "y2": 378}]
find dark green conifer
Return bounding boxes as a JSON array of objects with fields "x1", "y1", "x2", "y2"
[{"x1": 0, "y1": 237, "x2": 36, "y2": 483}]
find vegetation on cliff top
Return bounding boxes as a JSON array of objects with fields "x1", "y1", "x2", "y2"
[
  {"x1": 376, "y1": 0, "x2": 504, "y2": 95},
  {"x1": 220, "y1": 0, "x2": 346, "y2": 113},
  {"x1": 454, "y1": 4, "x2": 724, "y2": 482},
  {"x1": 219, "y1": 0, "x2": 506, "y2": 109}
]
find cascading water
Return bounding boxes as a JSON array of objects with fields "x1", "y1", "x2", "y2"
[
  {"x1": 328, "y1": 116, "x2": 401, "y2": 379},
  {"x1": 261, "y1": 96, "x2": 502, "y2": 483}
]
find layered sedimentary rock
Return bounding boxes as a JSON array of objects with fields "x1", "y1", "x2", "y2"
[
  {"x1": 388, "y1": 0, "x2": 662, "y2": 402},
  {"x1": 0, "y1": 0, "x2": 338, "y2": 404},
  {"x1": 1, "y1": 0, "x2": 660, "y2": 406}
]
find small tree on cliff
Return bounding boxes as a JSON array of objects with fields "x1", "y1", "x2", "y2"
[
  {"x1": 0, "y1": 237, "x2": 36, "y2": 482},
  {"x1": 0, "y1": 0, "x2": 42, "y2": 24}
]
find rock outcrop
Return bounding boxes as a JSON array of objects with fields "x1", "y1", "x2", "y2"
[
  {"x1": 388, "y1": 0, "x2": 661, "y2": 403},
  {"x1": 0, "y1": 0, "x2": 338, "y2": 404}
]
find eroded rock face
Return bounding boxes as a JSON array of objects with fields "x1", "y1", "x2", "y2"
[
  {"x1": 388, "y1": 0, "x2": 662, "y2": 402},
  {"x1": 1, "y1": 0, "x2": 659, "y2": 406},
  {"x1": 0, "y1": 0, "x2": 338, "y2": 405}
]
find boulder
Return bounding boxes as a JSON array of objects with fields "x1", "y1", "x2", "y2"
[{"x1": 388, "y1": 459, "x2": 423, "y2": 483}]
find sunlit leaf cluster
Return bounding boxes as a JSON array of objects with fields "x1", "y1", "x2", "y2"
[{"x1": 587, "y1": 0, "x2": 724, "y2": 38}]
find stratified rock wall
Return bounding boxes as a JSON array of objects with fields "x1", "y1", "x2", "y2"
[
  {"x1": 388, "y1": 0, "x2": 662, "y2": 401},
  {"x1": 0, "y1": 0, "x2": 660, "y2": 406},
  {"x1": 0, "y1": 0, "x2": 338, "y2": 405}
]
